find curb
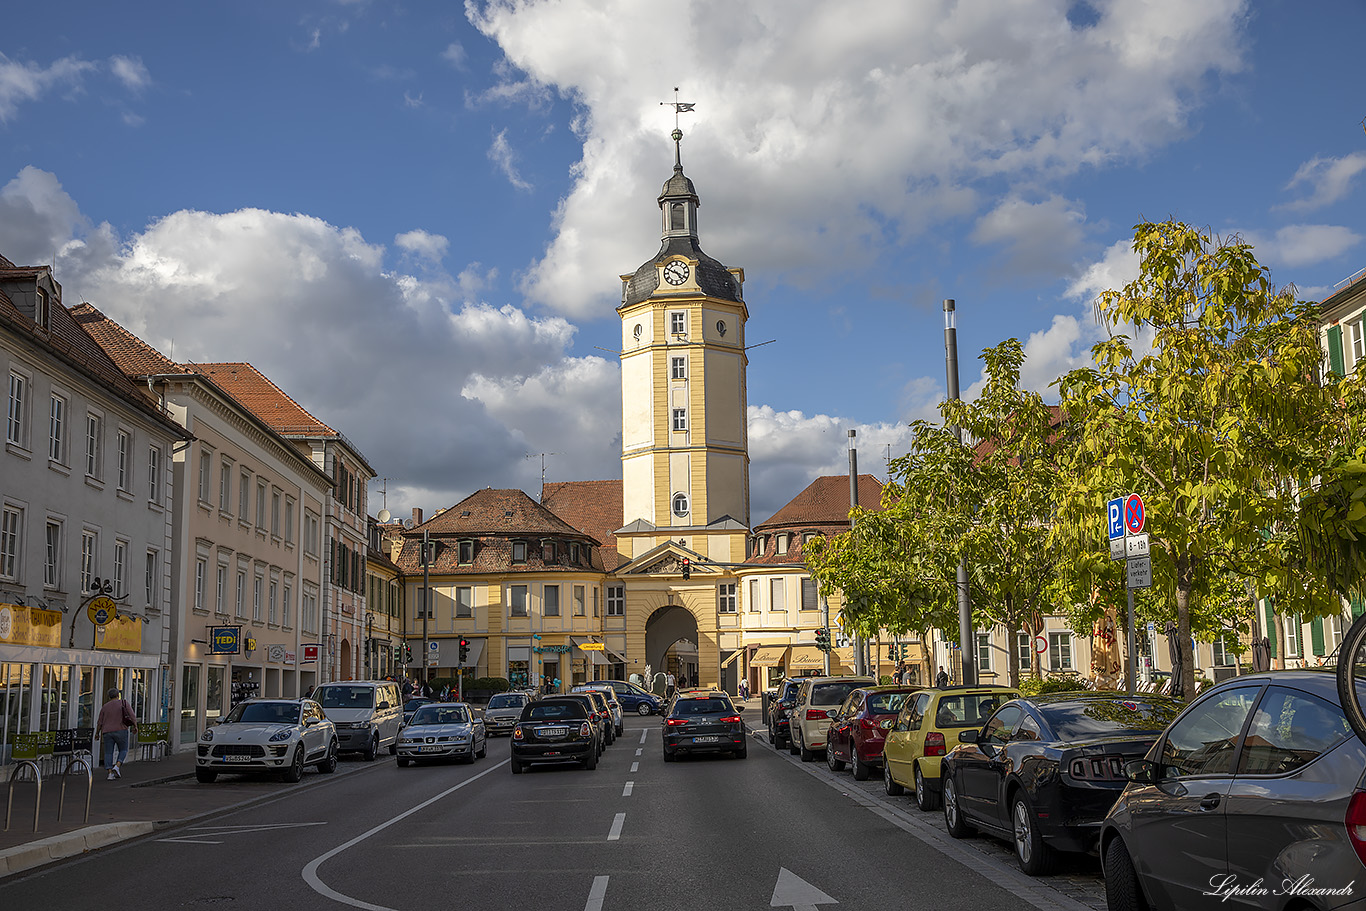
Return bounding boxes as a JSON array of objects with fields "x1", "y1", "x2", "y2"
[{"x1": 0, "y1": 822, "x2": 156, "y2": 879}]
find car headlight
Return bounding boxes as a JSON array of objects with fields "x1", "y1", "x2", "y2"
[
  {"x1": 201, "y1": 729, "x2": 214, "y2": 742},
  {"x1": 269, "y1": 730, "x2": 294, "y2": 742}
]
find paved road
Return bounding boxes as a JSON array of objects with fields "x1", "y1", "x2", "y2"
[{"x1": 0, "y1": 717, "x2": 1106, "y2": 910}]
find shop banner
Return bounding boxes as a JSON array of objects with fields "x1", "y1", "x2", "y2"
[
  {"x1": 95, "y1": 615, "x2": 143, "y2": 652},
  {"x1": 209, "y1": 626, "x2": 242, "y2": 655},
  {"x1": 302, "y1": 644, "x2": 320, "y2": 663},
  {"x1": 0, "y1": 602, "x2": 64, "y2": 648}
]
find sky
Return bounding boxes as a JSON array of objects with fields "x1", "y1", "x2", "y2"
[{"x1": 1, "y1": 0, "x2": 1364, "y2": 527}]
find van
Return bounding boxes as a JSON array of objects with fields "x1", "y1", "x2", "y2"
[{"x1": 312, "y1": 680, "x2": 403, "y2": 760}]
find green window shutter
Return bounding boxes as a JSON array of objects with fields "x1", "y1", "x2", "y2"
[
  {"x1": 1264, "y1": 599, "x2": 1277, "y2": 658},
  {"x1": 1328, "y1": 325, "x2": 1346, "y2": 377},
  {"x1": 1352, "y1": 595, "x2": 1365, "y2": 619},
  {"x1": 1310, "y1": 617, "x2": 1325, "y2": 656}
]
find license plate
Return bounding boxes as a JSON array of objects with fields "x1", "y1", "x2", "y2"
[
  {"x1": 224, "y1": 755, "x2": 252, "y2": 763},
  {"x1": 419, "y1": 745, "x2": 443, "y2": 752},
  {"x1": 540, "y1": 728, "x2": 567, "y2": 738},
  {"x1": 543, "y1": 751, "x2": 560, "y2": 756},
  {"x1": 693, "y1": 735, "x2": 720, "y2": 743}
]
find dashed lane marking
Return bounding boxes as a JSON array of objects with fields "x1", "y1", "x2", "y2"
[
  {"x1": 585, "y1": 875, "x2": 609, "y2": 911},
  {"x1": 622, "y1": 781, "x2": 633, "y2": 797},
  {"x1": 607, "y1": 812, "x2": 626, "y2": 841}
]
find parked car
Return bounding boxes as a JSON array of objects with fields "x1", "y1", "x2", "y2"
[
  {"x1": 553, "y1": 692, "x2": 610, "y2": 754},
  {"x1": 768, "y1": 678, "x2": 803, "y2": 751},
  {"x1": 662, "y1": 692, "x2": 747, "y2": 761},
  {"x1": 940, "y1": 691, "x2": 1182, "y2": 875},
  {"x1": 581, "y1": 689, "x2": 618, "y2": 745},
  {"x1": 511, "y1": 697, "x2": 599, "y2": 772},
  {"x1": 574, "y1": 683, "x2": 624, "y2": 736},
  {"x1": 312, "y1": 680, "x2": 404, "y2": 760},
  {"x1": 789, "y1": 676, "x2": 876, "y2": 762},
  {"x1": 600, "y1": 680, "x2": 664, "y2": 716},
  {"x1": 402, "y1": 697, "x2": 435, "y2": 726},
  {"x1": 196, "y1": 698, "x2": 337, "y2": 783},
  {"x1": 826, "y1": 685, "x2": 919, "y2": 780},
  {"x1": 883, "y1": 684, "x2": 1020, "y2": 811},
  {"x1": 396, "y1": 702, "x2": 487, "y2": 766},
  {"x1": 482, "y1": 691, "x2": 532, "y2": 736},
  {"x1": 1101, "y1": 670, "x2": 1366, "y2": 910}
]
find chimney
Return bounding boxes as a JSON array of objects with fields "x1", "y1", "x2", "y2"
[{"x1": 412, "y1": 507, "x2": 424, "y2": 526}]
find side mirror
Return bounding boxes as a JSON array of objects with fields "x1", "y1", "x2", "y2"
[
  {"x1": 1124, "y1": 759, "x2": 1158, "y2": 783},
  {"x1": 377, "y1": 701, "x2": 390, "y2": 710},
  {"x1": 735, "y1": 706, "x2": 745, "y2": 713},
  {"x1": 958, "y1": 729, "x2": 979, "y2": 743}
]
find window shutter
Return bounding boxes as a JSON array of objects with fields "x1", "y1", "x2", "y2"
[
  {"x1": 1310, "y1": 617, "x2": 1326, "y2": 657},
  {"x1": 1264, "y1": 599, "x2": 1277, "y2": 659},
  {"x1": 1328, "y1": 325, "x2": 1346, "y2": 377}
]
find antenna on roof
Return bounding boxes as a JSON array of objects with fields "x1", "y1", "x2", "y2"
[{"x1": 525, "y1": 453, "x2": 559, "y2": 500}]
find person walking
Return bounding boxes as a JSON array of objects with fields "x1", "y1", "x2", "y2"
[
  {"x1": 95, "y1": 688, "x2": 137, "y2": 780},
  {"x1": 665, "y1": 671, "x2": 676, "y2": 698}
]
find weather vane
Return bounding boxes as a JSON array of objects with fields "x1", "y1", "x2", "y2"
[{"x1": 661, "y1": 87, "x2": 696, "y2": 131}]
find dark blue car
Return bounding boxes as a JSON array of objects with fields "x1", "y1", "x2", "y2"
[{"x1": 602, "y1": 680, "x2": 664, "y2": 716}]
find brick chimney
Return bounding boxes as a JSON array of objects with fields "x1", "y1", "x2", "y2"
[{"x1": 412, "y1": 507, "x2": 424, "y2": 526}]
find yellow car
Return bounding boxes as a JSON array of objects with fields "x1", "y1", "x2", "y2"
[{"x1": 882, "y1": 684, "x2": 1019, "y2": 812}]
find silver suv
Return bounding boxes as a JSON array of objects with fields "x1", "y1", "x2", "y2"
[
  {"x1": 788, "y1": 675, "x2": 875, "y2": 762},
  {"x1": 482, "y1": 691, "x2": 532, "y2": 736}
]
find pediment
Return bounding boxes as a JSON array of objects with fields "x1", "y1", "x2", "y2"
[{"x1": 617, "y1": 541, "x2": 715, "y2": 576}]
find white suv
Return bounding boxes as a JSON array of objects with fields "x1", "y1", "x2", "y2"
[{"x1": 788, "y1": 676, "x2": 875, "y2": 762}]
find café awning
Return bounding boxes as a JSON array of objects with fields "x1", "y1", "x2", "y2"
[
  {"x1": 750, "y1": 645, "x2": 789, "y2": 666},
  {"x1": 788, "y1": 646, "x2": 826, "y2": 670}
]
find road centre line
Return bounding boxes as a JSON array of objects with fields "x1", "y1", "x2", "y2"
[
  {"x1": 607, "y1": 813, "x2": 626, "y2": 841},
  {"x1": 622, "y1": 781, "x2": 633, "y2": 797},
  {"x1": 301, "y1": 759, "x2": 509, "y2": 911},
  {"x1": 634, "y1": 748, "x2": 641, "y2": 756},
  {"x1": 630, "y1": 761, "x2": 639, "y2": 772},
  {"x1": 639, "y1": 729, "x2": 647, "y2": 744},
  {"x1": 585, "y1": 875, "x2": 609, "y2": 911}
]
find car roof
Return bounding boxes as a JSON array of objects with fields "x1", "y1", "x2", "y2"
[
  {"x1": 802, "y1": 676, "x2": 876, "y2": 685},
  {"x1": 1019, "y1": 691, "x2": 1180, "y2": 707}
]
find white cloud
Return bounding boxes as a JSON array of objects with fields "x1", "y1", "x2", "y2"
[
  {"x1": 1281, "y1": 152, "x2": 1366, "y2": 213},
  {"x1": 395, "y1": 229, "x2": 449, "y2": 262},
  {"x1": 971, "y1": 194, "x2": 1087, "y2": 279},
  {"x1": 1247, "y1": 224, "x2": 1362, "y2": 269},
  {"x1": 488, "y1": 128, "x2": 532, "y2": 190},
  {"x1": 442, "y1": 42, "x2": 468, "y2": 69},
  {"x1": 108, "y1": 55, "x2": 151, "y2": 92},
  {"x1": 456, "y1": 263, "x2": 498, "y2": 299},
  {"x1": 468, "y1": 0, "x2": 1249, "y2": 318},
  {"x1": 1066, "y1": 237, "x2": 1139, "y2": 304},
  {"x1": 0, "y1": 53, "x2": 97, "y2": 122},
  {"x1": 403, "y1": 91, "x2": 424, "y2": 108}
]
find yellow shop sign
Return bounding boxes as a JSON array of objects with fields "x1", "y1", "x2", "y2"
[
  {"x1": 95, "y1": 614, "x2": 142, "y2": 652},
  {"x1": 0, "y1": 602, "x2": 63, "y2": 648}
]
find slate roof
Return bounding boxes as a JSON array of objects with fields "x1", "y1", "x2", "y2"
[
  {"x1": 541, "y1": 480, "x2": 626, "y2": 572},
  {"x1": 746, "y1": 474, "x2": 884, "y2": 566}
]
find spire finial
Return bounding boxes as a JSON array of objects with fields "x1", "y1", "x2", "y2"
[{"x1": 660, "y1": 87, "x2": 695, "y2": 171}]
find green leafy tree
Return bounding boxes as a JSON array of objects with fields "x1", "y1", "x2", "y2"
[{"x1": 1053, "y1": 221, "x2": 1353, "y2": 697}]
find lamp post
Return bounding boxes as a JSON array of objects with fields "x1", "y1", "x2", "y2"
[
  {"x1": 945, "y1": 299, "x2": 976, "y2": 686},
  {"x1": 421, "y1": 529, "x2": 431, "y2": 688},
  {"x1": 849, "y1": 430, "x2": 865, "y2": 676}
]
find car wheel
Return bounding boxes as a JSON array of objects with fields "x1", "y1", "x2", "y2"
[
  {"x1": 316, "y1": 739, "x2": 338, "y2": 774},
  {"x1": 852, "y1": 750, "x2": 871, "y2": 781},
  {"x1": 1012, "y1": 792, "x2": 1057, "y2": 875},
  {"x1": 476, "y1": 739, "x2": 487, "y2": 759},
  {"x1": 282, "y1": 745, "x2": 305, "y2": 783},
  {"x1": 584, "y1": 749, "x2": 598, "y2": 771},
  {"x1": 637, "y1": 703, "x2": 651, "y2": 716},
  {"x1": 510, "y1": 757, "x2": 523, "y2": 774},
  {"x1": 884, "y1": 760, "x2": 904, "y2": 796},
  {"x1": 388, "y1": 740, "x2": 397, "y2": 756},
  {"x1": 787, "y1": 731, "x2": 800, "y2": 755},
  {"x1": 616, "y1": 724, "x2": 624, "y2": 737},
  {"x1": 1103, "y1": 837, "x2": 1150, "y2": 911},
  {"x1": 663, "y1": 745, "x2": 676, "y2": 762},
  {"x1": 195, "y1": 768, "x2": 217, "y2": 784},
  {"x1": 943, "y1": 776, "x2": 974, "y2": 838},
  {"x1": 397, "y1": 757, "x2": 410, "y2": 767},
  {"x1": 735, "y1": 744, "x2": 748, "y2": 759},
  {"x1": 364, "y1": 733, "x2": 379, "y2": 762},
  {"x1": 827, "y1": 744, "x2": 845, "y2": 772},
  {"x1": 915, "y1": 765, "x2": 940, "y2": 811}
]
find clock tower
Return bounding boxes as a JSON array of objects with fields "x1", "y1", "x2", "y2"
[{"x1": 617, "y1": 128, "x2": 750, "y2": 563}]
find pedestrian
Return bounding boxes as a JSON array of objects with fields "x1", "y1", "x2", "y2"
[
  {"x1": 304, "y1": 685, "x2": 314, "y2": 699},
  {"x1": 95, "y1": 688, "x2": 137, "y2": 780},
  {"x1": 738, "y1": 678, "x2": 749, "y2": 700},
  {"x1": 935, "y1": 666, "x2": 949, "y2": 688},
  {"x1": 665, "y1": 671, "x2": 676, "y2": 697},
  {"x1": 421, "y1": 676, "x2": 435, "y2": 699}
]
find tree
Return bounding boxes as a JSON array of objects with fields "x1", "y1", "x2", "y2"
[{"x1": 1053, "y1": 221, "x2": 1351, "y2": 697}]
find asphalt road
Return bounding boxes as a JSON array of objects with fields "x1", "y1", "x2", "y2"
[{"x1": 0, "y1": 717, "x2": 1080, "y2": 911}]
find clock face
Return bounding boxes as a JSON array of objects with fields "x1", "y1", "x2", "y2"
[{"x1": 663, "y1": 261, "x2": 689, "y2": 285}]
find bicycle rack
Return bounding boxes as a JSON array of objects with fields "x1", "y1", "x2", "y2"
[
  {"x1": 4, "y1": 760, "x2": 42, "y2": 833},
  {"x1": 137, "y1": 738, "x2": 169, "y2": 762},
  {"x1": 57, "y1": 752, "x2": 93, "y2": 824}
]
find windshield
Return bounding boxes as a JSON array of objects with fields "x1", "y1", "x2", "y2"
[
  {"x1": 487, "y1": 694, "x2": 526, "y2": 709},
  {"x1": 934, "y1": 693, "x2": 1016, "y2": 728},
  {"x1": 524, "y1": 702, "x2": 587, "y2": 721},
  {"x1": 811, "y1": 681, "x2": 867, "y2": 707},
  {"x1": 314, "y1": 685, "x2": 375, "y2": 710},
  {"x1": 412, "y1": 705, "x2": 469, "y2": 725},
  {"x1": 674, "y1": 697, "x2": 734, "y2": 715},
  {"x1": 1041, "y1": 698, "x2": 1181, "y2": 741},
  {"x1": 225, "y1": 702, "x2": 300, "y2": 725},
  {"x1": 869, "y1": 692, "x2": 910, "y2": 713},
  {"x1": 404, "y1": 699, "x2": 432, "y2": 712}
]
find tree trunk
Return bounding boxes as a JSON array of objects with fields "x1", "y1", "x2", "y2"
[
  {"x1": 1008, "y1": 626, "x2": 1021, "y2": 688},
  {"x1": 1175, "y1": 555, "x2": 1197, "y2": 698},
  {"x1": 1272, "y1": 609, "x2": 1286, "y2": 671}
]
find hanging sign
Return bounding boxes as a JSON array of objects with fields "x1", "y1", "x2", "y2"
[
  {"x1": 88, "y1": 596, "x2": 118, "y2": 626},
  {"x1": 209, "y1": 626, "x2": 242, "y2": 655},
  {"x1": 0, "y1": 602, "x2": 63, "y2": 648},
  {"x1": 301, "y1": 643, "x2": 321, "y2": 664}
]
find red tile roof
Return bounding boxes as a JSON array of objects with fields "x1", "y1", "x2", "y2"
[
  {"x1": 69, "y1": 302, "x2": 183, "y2": 376},
  {"x1": 541, "y1": 480, "x2": 625, "y2": 571},
  {"x1": 190, "y1": 362, "x2": 336, "y2": 436},
  {"x1": 745, "y1": 473, "x2": 883, "y2": 565}
]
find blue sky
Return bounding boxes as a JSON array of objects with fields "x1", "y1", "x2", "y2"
[{"x1": 2, "y1": 1, "x2": 1363, "y2": 525}]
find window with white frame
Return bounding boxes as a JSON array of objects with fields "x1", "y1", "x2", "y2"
[
  {"x1": 145, "y1": 550, "x2": 158, "y2": 605},
  {"x1": 748, "y1": 578, "x2": 760, "y2": 612},
  {"x1": 253, "y1": 574, "x2": 263, "y2": 622},
  {"x1": 269, "y1": 579, "x2": 278, "y2": 624},
  {"x1": 305, "y1": 512, "x2": 319, "y2": 555},
  {"x1": 49, "y1": 393, "x2": 66, "y2": 462},
  {"x1": 220, "y1": 461, "x2": 232, "y2": 512},
  {"x1": 1017, "y1": 632, "x2": 1032, "y2": 670},
  {"x1": 544, "y1": 584, "x2": 560, "y2": 617},
  {"x1": 0, "y1": 506, "x2": 20, "y2": 581},
  {"x1": 1329, "y1": 612, "x2": 1347, "y2": 652},
  {"x1": 216, "y1": 565, "x2": 227, "y2": 614},
  {"x1": 671, "y1": 356, "x2": 687, "y2": 379},
  {"x1": 1285, "y1": 614, "x2": 1302, "y2": 657},
  {"x1": 239, "y1": 470, "x2": 251, "y2": 519},
  {"x1": 44, "y1": 520, "x2": 61, "y2": 587},
  {"x1": 769, "y1": 577, "x2": 787, "y2": 611},
  {"x1": 81, "y1": 531, "x2": 97, "y2": 591},
  {"x1": 976, "y1": 633, "x2": 992, "y2": 672},
  {"x1": 194, "y1": 558, "x2": 207, "y2": 611},
  {"x1": 1352, "y1": 317, "x2": 1365, "y2": 369},
  {"x1": 574, "y1": 585, "x2": 585, "y2": 616},
  {"x1": 198, "y1": 452, "x2": 212, "y2": 502},
  {"x1": 113, "y1": 540, "x2": 126, "y2": 597},
  {"x1": 86, "y1": 414, "x2": 102, "y2": 477},
  {"x1": 718, "y1": 582, "x2": 737, "y2": 613},
  {"x1": 777, "y1": 534, "x2": 788, "y2": 555},
  {"x1": 284, "y1": 497, "x2": 295, "y2": 544},
  {"x1": 271, "y1": 491, "x2": 281, "y2": 538},
  {"x1": 670, "y1": 311, "x2": 686, "y2": 335},
  {"x1": 1211, "y1": 634, "x2": 1235, "y2": 667},
  {"x1": 606, "y1": 585, "x2": 625, "y2": 617},
  {"x1": 256, "y1": 481, "x2": 267, "y2": 529},
  {"x1": 800, "y1": 577, "x2": 818, "y2": 611},
  {"x1": 456, "y1": 586, "x2": 473, "y2": 619},
  {"x1": 672, "y1": 408, "x2": 687, "y2": 432},
  {"x1": 672, "y1": 492, "x2": 689, "y2": 517},
  {"x1": 302, "y1": 587, "x2": 317, "y2": 632},
  {"x1": 1048, "y1": 632, "x2": 1073, "y2": 670},
  {"x1": 235, "y1": 569, "x2": 246, "y2": 618},
  {"x1": 282, "y1": 580, "x2": 292, "y2": 627},
  {"x1": 148, "y1": 446, "x2": 161, "y2": 503},
  {"x1": 509, "y1": 584, "x2": 528, "y2": 617},
  {"x1": 116, "y1": 430, "x2": 129, "y2": 490},
  {"x1": 7, "y1": 371, "x2": 27, "y2": 445}
]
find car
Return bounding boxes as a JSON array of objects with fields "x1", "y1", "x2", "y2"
[
  {"x1": 312, "y1": 680, "x2": 404, "y2": 760},
  {"x1": 580, "y1": 689, "x2": 617, "y2": 745},
  {"x1": 196, "y1": 698, "x2": 338, "y2": 783},
  {"x1": 788, "y1": 676, "x2": 876, "y2": 762},
  {"x1": 767, "y1": 678, "x2": 803, "y2": 751},
  {"x1": 482, "y1": 691, "x2": 533, "y2": 736},
  {"x1": 574, "y1": 683, "x2": 624, "y2": 736},
  {"x1": 882, "y1": 684, "x2": 1020, "y2": 811},
  {"x1": 553, "y1": 692, "x2": 609, "y2": 753},
  {"x1": 1101, "y1": 670, "x2": 1366, "y2": 910},
  {"x1": 940, "y1": 691, "x2": 1181, "y2": 875},
  {"x1": 601, "y1": 679, "x2": 665, "y2": 716},
  {"x1": 662, "y1": 692, "x2": 747, "y2": 761},
  {"x1": 396, "y1": 702, "x2": 487, "y2": 766},
  {"x1": 403, "y1": 697, "x2": 435, "y2": 726},
  {"x1": 511, "y1": 697, "x2": 599, "y2": 773},
  {"x1": 825, "y1": 685, "x2": 920, "y2": 780}
]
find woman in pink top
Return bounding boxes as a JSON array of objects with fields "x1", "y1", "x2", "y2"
[{"x1": 95, "y1": 688, "x2": 137, "y2": 779}]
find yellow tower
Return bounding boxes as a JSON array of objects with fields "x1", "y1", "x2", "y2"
[{"x1": 617, "y1": 128, "x2": 750, "y2": 566}]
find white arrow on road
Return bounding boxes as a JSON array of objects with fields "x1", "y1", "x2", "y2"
[{"x1": 770, "y1": 867, "x2": 837, "y2": 910}]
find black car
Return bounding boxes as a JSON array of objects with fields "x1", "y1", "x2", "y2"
[
  {"x1": 510, "y1": 698, "x2": 598, "y2": 773},
  {"x1": 580, "y1": 689, "x2": 617, "y2": 745},
  {"x1": 663, "y1": 693, "x2": 747, "y2": 761},
  {"x1": 768, "y1": 679, "x2": 802, "y2": 750},
  {"x1": 940, "y1": 691, "x2": 1181, "y2": 874}
]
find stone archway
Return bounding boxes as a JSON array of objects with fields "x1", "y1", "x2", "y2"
[{"x1": 645, "y1": 604, "x2": 699, "y2": 685}]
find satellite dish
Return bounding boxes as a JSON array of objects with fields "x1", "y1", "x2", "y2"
[{"x1": 378, "y1": 509, "x2": 392, "y2": 523}]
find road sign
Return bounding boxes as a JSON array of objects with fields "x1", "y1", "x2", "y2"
[
  {"x1": 1126, "y1": 533, "x2": 1149, "y2": 558},
  {"x1": 1033, "y1": 635, "x2": 1049, "y2": 655},
  {"x1": 1124, "y1": 494, "x2": 1146, "y2": 534},
  {"x1": 579, "y1": 642, "x2": 606, "y2": 651},
  {"x1": 1108, "y1": 498, "x2": 1125, "y2": 539},
  {"x1": 1146, "y1": 622, "x2": 1156, "y2": 634},
  {"x1": 1110, "y1": 536, "x2": 1126, "y2": 561},
  {"x1": 428, "y1": 640, "x2": 440, "y2": 658},
  {"x1": 1127, "y1": 554, "x2": 1152, "y2": 589}
]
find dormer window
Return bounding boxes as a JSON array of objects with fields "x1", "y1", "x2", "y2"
[
  {"x1": 35, "y1": 288, "x2": 48, "y2": 329},
  {"x1": 570, "y1": 543, "x2": 580, "y2": 563},
  {"x1": 458, "y1": 540, "x2": 473, "y2": 564},
  {"x1": 542, "y1": 540, "x2": 556, "y2": 562},
  {"x1": 755, "y1": 536, "x2": 765, "y2": 557},
  {"x1": 511, "y1": 541, "x2": 526, "y2": 563},
  {"x1": 777, "y1": 534, "x2": 789, "y2": 555}
]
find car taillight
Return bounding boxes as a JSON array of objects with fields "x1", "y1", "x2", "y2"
[
  {"x1": 805, "y1": 709, "x2": 828, "y2": 721},
  {"x1": 1347, "y1": 791, "x2": 1366, "y2": 867},
  {"x1": 925, "y1": 732, "x2": 946, "y2": 756},
  {"x1": 666, "y1": 718, "x2": 688, "y2": 726},
  {"x1": 721, "y1": 715, "x2": 742, "y2": 724},
  {"x1": 512, "y1": 725, "x2": 523, "y2": 740},
  {"x1": 580, "y1": 722, "x2": 591, "y2": 737},
  {"x1": 859, "y1": 717, "x2": 878, "y2": 732}
]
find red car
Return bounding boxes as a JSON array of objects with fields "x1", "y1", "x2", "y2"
[{"x1": 826, "y1": 685, "x2": 920, "y2": 780}]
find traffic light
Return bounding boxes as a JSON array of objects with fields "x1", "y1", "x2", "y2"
[
  {"x1": 403, "y1": 643, "x2": 413, "y2": 664},
  {"x1": 815, "y1": 628, "x2": 831, "y2": 652},
  {"x1": 682, "y1": 558, "x2": 691, "y2": 580},
  {"x1": 459, "y1": 638, "x2": 469, "y2": 663},
  {"x1": 393, "y1": 644, "x2": 402, "y2": 663}
]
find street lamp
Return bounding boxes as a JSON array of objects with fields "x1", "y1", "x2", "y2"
[{"x1": 944, "y1": 299, "x2": 976, "y2": 687}]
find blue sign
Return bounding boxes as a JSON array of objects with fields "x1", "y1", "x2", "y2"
[
  {"x1": 1107, "y1": 498, "x2": 1125, "y2": 539},
  {"x1": 209, "y1": 626, "x2": 242, "y2": 655},
  {"x1": 1124, "y1": 494, "x2": 1146, "y2": 534}
]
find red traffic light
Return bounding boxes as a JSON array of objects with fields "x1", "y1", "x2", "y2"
[{"x1": 459, "y1": 638, "x2": 468, "y2": 647}]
